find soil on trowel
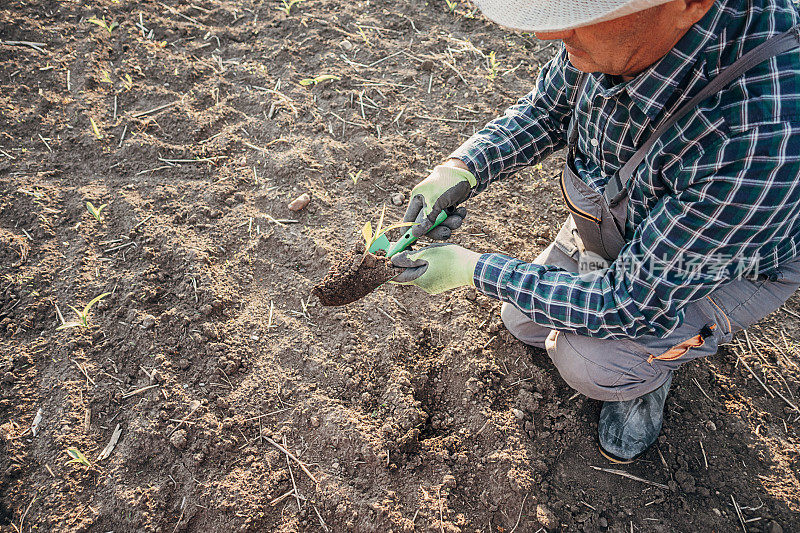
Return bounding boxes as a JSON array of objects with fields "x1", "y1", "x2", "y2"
[{"x1": 313, "y1": 242, "x2": 399, "y2": 306}]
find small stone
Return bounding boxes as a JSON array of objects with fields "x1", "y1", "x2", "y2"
[
  {"x1": 341, "y1": 39, "x2": 353, "y2": 51},
  {"x1": 200, "y1": 304, "x2": 214, "y2": 316},
  {"x1": 536, "y1": 504, "x2": 558, "y2": 530},
  {"x1": 442, "y1": 474, "x2": 456, "y2": 489},
  {"x1": 310, "y1": 416, "x2": 320, "y2": 428},
  {"x1": 288, "y1": 193, "x2": 311, "y2": 211},
  {"x1": 511, "y1": 408, "x2": 525, "y2": 420},
  {"x1": 712, "y1": 508, "x2": 721, "y2": 517},
  {"x1": 141, "y1": 314, "x2": 156, "y2": 330},
  {"x1": 391, "y1": 192, "x2": 405, "y2": 206},
  {"x1": 420, "y1": 59, "x2": 434, "y2": 71},
  {"x1": 598, "y1": 516, "x2": 608, "y2": 528},
  {"x1": 705, "y1": 420, "x2": 717, "y2": 431},
  {"x1": 170, "y1": 429, "x2": 188, "y2": 450},
  {"x1": 178, "y1": 359, "x2": 190, "y2": 370},
  {"x1": 1, "y1": 372, "x2": 14, "y2": 385},
  {"x1": 768, "y1": 521, "x2": 783, "y2": 533}
]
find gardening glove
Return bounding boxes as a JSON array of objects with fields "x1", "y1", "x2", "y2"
[
  {"x1": 404, "y1": 165, "x2": 477, "y2": 240},
  {"x1": 391, "y1": 243, "x2": 480, "y2": 294}
]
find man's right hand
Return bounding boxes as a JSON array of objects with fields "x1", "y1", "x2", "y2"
[{"x1": 403, "y1": 161, "x2": 477, "y2": 240}]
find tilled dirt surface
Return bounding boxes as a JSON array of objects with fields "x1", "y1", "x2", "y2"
[{"x1": 1, "y1": 0, "x2": 799, "y2": 531}]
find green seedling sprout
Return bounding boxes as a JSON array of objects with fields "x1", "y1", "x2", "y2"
[
  {"x1": 277, "y1": 0, "x2": 304, "y2": 15},
  {"x1": 486, "y1": 51, "x2": 500, "y2": 80},
  {"x1": 350, "y1": 169, "x2": 363, "y2": 185},
  {"x1": 56, "y1": 293, "x2": 111, "y2": 331},
  {"x1": 89, "y1": 117, "x2": 102, "y2": 139},
  {"x1": 66, "y1": 448, "x2": 91, "y2": 467},
  {"x1": 361, "y1": 204, "x2": 417, "y2": 249},
  {"x1": 98, "y1": 69, "x2": 113, "y2": 84},
  {"x1": 86, "y1": 201, "x2": 107, "y2": 222},
  {"x1": 299, "y1": 74, "x2": 341, "y2": 87},
  {"x1": 445, "y1": 0, "x2": 458, "y2": 13},
  {"x1": 87, "y1": 15, "x2": 118, "y2": 33},
  {"x1": 122, "y1": 73, "x2": 134, "y2": 91}
]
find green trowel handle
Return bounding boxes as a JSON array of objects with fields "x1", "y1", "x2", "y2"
[{"x1": 386, "y1": 210, "x2": 448, "y2": 258}]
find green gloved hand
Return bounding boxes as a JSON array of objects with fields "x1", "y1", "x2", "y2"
[
  {"x1": 391, "y1": 244, "x2": 480, "y2": 294},
  {"x1": 404, "y1": 164, "x2": 477, "y2": 240}
]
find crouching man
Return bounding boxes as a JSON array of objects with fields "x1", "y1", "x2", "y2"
[{"x1": 392, "y1": 0, "x2": 800, "y2": 462}]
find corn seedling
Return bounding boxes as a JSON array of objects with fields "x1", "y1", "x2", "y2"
[
  {"x1": 89, "y1": 117, "x2": 102, "y2": 139},
  {"x1": 350, "y1": 169, "x2": 363, "y2": 185},
  {"x1": 66, "y1": 448, "x2": 91, "y2": 467},
  {"x1": 87, "y1": 15, "x2": 118, "y2": 34},
  {"x1": 122, "y1": 73, "x2": 134, "y2": 91},
  {"x1": 56, "y1": 293, "x2": 111, "y2": 331},
  {"x1": 445, "y1": 0, "x2": 458, "y2": 13},
  {"x1": 361, "y1": 204, "x2": 417, "y2": 249},
  {"x1": 277, "y1": 0, "x2": 304, "y2": 15},
  {"x1": 357, "y1": 26, "x2": 369, "y2": 44},
  {"x1": 486, "y1": 51, "x2": 500, "y2": 80},
  {"x1": 299, "y1": 74, "x2": 341, "y2": 87},
  {"x1": 86, "y1": 201, "x2": 107, "y2": 222},
  {"x1": 98, "y1": 68, "x2": 113, "y2": 84}
]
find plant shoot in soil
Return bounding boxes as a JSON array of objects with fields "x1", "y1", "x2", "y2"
[{"x1": 56, "y1": 292, "x2": 111, "y2": 330}]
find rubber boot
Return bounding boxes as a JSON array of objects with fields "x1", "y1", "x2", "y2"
[{"x1": 598, "y1": 373, "x2": 672, "y2": 463}]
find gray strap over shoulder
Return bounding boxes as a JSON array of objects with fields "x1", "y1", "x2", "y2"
[
  {"x1": 566, "y1": 73, "x2": 590, "y2": 147},
  {"x1": 604, "y1": 24, "x2": 800, "y2": 207}
]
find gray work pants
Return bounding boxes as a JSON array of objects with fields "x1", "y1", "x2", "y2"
[{"x1": 502, "y1": 219, "x2": 800, "y2": 402}]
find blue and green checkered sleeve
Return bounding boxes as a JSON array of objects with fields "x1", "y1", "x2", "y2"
[
  {"x1": 473, "y1": 125, "x2": 800, "y2": 340},
  {"x1": 449, "y1": 48, "x2": 582, "y2": 194}
]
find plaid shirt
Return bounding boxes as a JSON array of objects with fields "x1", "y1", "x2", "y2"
[{"x1": 452, "y1": 0, "x2": 800, "y2": 339}]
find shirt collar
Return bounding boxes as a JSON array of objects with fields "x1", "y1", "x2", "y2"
[{"x1": 624, "y1": 0, "x2": 731, "y2": 121}]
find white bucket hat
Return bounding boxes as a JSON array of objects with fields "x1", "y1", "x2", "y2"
[{"x1": 472, "y1": 0, "x2": 674, "y2": 32}]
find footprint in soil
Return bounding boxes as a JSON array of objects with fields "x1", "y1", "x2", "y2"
[{"x1": 313, "y1": 243, "x2": 399, "y2": 306}]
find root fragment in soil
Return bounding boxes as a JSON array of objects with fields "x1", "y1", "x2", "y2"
[{"x1": 312, "y1": 242, "x2": 399, "y2": 306}]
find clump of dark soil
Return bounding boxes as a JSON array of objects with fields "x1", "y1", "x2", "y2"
[
  {"x1": 313, "y1": 243, "x2": 398, "y2": 306},
  {"x1": 0, "y1": 228, "x2": 28, "y2": 268}
]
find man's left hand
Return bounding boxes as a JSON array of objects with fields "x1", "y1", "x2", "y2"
[{"x1": 391, "y1": 244, "x2": 480, "y2": 294}]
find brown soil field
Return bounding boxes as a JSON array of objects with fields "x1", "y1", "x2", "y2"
[{"x1": 1, "y1": 0, "x2": 799, "y2": 531}]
